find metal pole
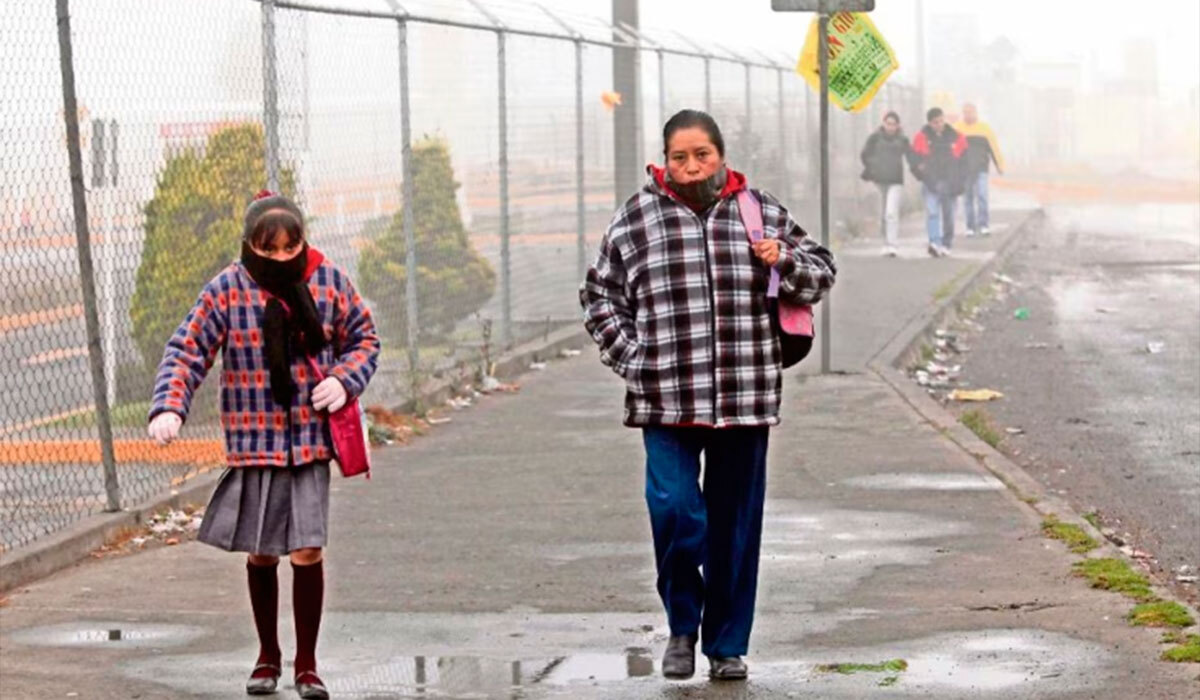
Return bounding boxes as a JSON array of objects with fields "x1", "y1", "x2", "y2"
[
  {"x1": 818, "y1": 6, "x2": 831, "y2": 374},
  {"x1": 575, "y1": 39, "x2": 587, "y2": 282},
  {"x1": 777, "y1": 67, "x2": 788, "y2": 201},
  {"x1": 262, "y1": 0, "x2": 281, "y2": 191},
  {"x1": 397, "y1": 18, "x2": 419, "y2": 380},
  {"x1": 657, "y1": 49, "x2": 666, "y2": 125},
  {"x1": 704, "y1": 56, "x2": 712, "y2": 113},
  {"x1": 498, "y1": 30, "x2": 512, "y2": 348},
  {"x1": 916, "y1": 0, "x2": 926, "y2": 109},
  {"x1": 744, "y1": 62, "x2": 752, "y2": 133},
  {"x1": 57, "y1": 0, "x2": 120, "y2": 512}
]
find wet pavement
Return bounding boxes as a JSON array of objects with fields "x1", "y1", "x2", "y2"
[
  {"x1": 1, "y1": 204, "x2": 1196, "y2": 698},
  {"x1": 952, "y1": 202, "x2": 1200, "y2": 600}
]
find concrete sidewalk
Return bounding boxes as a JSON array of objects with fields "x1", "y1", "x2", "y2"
[{"x1": 1, "y1": 206, "x2": 1195, "y2": 699}]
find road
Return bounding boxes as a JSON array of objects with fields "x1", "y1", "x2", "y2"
[{"x1": 953, "y1": 201, "x2": 1200, "y2": 600}]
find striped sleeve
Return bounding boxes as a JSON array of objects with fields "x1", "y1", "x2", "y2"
[
  {"x1": 329, "y1": 270, "x2": 380, "y2": 398},
  {"x1": 580, "y1": 213, "x2": 640, "y2": 377},
  {"x1": 148, "y1": 274, "x2": 229, "y2": 423},
  {"x1": 761, "y1": 191, "x2": 837, "y2": 306}
]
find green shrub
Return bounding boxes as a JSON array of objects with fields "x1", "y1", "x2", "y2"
[
  {"x1": 130, "y1": 124, "x2": 294, "y2": 373},
  {"x1": 358, "y1": 137, "x2": 496, "y2": 347}
]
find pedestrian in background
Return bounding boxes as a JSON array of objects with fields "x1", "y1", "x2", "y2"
[
  {"x1": 860, "y1": 110, "x2": 911, "y2": 257},
  {"x1": 910, "y1": 107, "x2": 968, "y2": 257},
  {"x1": 955, "y1": 102, "x2": 1005, "y2": 236},
  {"x1": 581, "y1": 110, "x2": 836, "y2": 683},
  {"x1": 147, "y1": 191, "x2": 380, "y2": 699}
]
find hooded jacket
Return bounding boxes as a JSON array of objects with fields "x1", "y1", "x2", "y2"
[
  {"x1": 910, "y1": 123, "x2": 968, "y2": 192},
  {"x1": 580, "y1": 166, "x2": 837, "y2": 428},
  {"x1": 953, "y1": 119, "x2": 1005, "y2": 176}
]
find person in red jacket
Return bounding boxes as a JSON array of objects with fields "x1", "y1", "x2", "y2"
[
  {"x1": 148, "y1": 191, "x2": 380, "y2": 699},
  {"x1": 909, "y1": 107, "x2": 968, "y2": 257}
]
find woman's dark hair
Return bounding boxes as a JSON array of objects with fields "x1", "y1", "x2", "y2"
[
  {"x1": 883, "y1": 110, "x2": 900, "y2": 124},
  {"x1": 926, "y1": 106, "x2": 944, "y2": 122},
  {"x1": 248, "y1": 208, "x2": 305, "y2": 251},
  {"x1": 663, "y1": 109, "x2": 725, "y2": 157}
]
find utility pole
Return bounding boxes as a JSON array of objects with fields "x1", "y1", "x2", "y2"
[{"x1": 612, "y1": 0, "x2": 642, "y2": 206}]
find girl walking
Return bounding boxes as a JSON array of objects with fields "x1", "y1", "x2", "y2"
[
  {"x1": 581, "y1": 110, "x2": 836, "y2": 682},
  {"x1": 148, "y1": 191, "x2": 380, "y2": 698}
]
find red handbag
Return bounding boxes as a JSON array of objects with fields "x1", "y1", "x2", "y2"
[{"x1": 307, "y1": 357, "x2": 371, "y2": 479}]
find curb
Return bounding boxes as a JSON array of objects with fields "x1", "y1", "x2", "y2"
[
  {"x1": 0, "y1": 326, "x2": 591, "y2": 595},
  {"x1": 866, "y1": 208, "x2": 1200, "y2": 623}
]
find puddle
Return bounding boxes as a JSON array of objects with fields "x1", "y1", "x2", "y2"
[
  {"x1": 840, "y1": 472, "x2": 1006, "y2": 491},
  {"x1": 126, "y1": 647, "x2": 658, "y2": 698},
  {"x1": 9, "y1": 622, "x2": 205, "y2": 649}
]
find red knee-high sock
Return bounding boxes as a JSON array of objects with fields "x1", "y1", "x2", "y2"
[
  {"x1": 246, "y1": 561, "x2": 281, "y2": 675},
  {"x1": 292, "y1": 560, "x2": 325, "y2": 676}
]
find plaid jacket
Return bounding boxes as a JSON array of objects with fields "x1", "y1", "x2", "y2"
[
  {"x1": 149, "y1": 250, "x2": 380, "y2": 467},
  {"x1": 581, "y1": 167, "x2": 836, "y2": 428}
]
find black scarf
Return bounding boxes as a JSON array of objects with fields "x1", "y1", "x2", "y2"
[
  {"x1": 668, "y1": 167, "x2": 728, "y2": 212},
  {"x1": 241, "y1": 243, "x2": 328, "y2": 407}
]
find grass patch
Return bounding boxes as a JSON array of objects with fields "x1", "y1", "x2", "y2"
[
  {"x1": 1161, "y1": 635, "x2": 1200, "y2": 663},
  {"x1": 878, "y1": 675, "x2": 900, "y2": 687},
  {"x1": 816, "y1": 659, "x2": 908, "y2": 675},
  {"x1": 1128, "y1": 601, "x2": 1195, "y2": 628},
  {"x1": 1082, "y1": 511, "x2": 1101, "y2": 529},
  {"x1": 1041, "y1": 516, "x2": 1099, "y2": 554},
  {"x1": 919, "y1": 343, "x2": 935, "y2": 364},
  {"x1": 1072, "y1": 558, "x2": 1155, "y2": 601},
  {"x1": 961, "y1": 409, "x2": 1003, "y2": 448},
  {"x1": 1021, "y1": 495, "x2": 1040, "y2": 505},
  {"x1": 45, "y1": 400, "x2": 152, "y2": 430}
]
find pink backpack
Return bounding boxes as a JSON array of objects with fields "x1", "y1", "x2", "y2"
[{"x1": 736, "y1": 190, "x2": 814, "y2": 368}]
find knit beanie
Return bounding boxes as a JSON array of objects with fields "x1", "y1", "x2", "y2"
[{"x1": 242, "y1": 190, "x2": 304, "y2": 241}]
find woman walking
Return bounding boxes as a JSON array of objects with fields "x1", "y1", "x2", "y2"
[
  {"x1": 860, "y1": 110, "x2": 911, "y2": 257},
  {"x1": 148, "y1": 191, "x2": 380, "y2": 698},
  {"x1": 580, "y1": 110, "x2": 836, "y2": 682}
]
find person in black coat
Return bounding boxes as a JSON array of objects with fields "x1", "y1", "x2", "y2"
[{"x1": 860, "y1": 111, "x2": 910, "y2": 257}]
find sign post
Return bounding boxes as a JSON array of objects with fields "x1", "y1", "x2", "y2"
[{"x1": 772, "y1": 0, "x2": 877, "y2": 374}]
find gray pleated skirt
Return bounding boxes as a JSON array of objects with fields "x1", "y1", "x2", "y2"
[{"x1": 197, "y1": 462, "x2": 331, "y2": 555}]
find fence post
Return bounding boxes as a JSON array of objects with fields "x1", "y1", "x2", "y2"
[
  {"x1": 744, "y1": 62, "x2": 752, "y2": 134},
  {"x1": 657, "y1": 48, "x2": 666, "y2": 125},
  {"x1": 575, "y1": 39, "x2": 586, "y2": 283},
  {"x1": 396, "y1": 17, "x2": 420, "y2": 389},
  {"x1": 497, "y1": 29, "x2": 512, "y2": 348},
  {"x1": 776, "y1": 67, "x2": 788, "y2": 201},
  {"x1": 56, "y1": 0, "x2": 120, "y2": 512},
  {"x1": 704, "y1": 57, "x2": 712, "y2": 113},
  {"x1": 261, "y1": 0, "x2": 281, "y2": 191}
]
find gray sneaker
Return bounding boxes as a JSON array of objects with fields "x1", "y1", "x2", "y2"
[
  {"x1": 662, "y1": 635, "x2": 697, "y2": 680},
  {"x1": 709, "y1": 656, "x2": 749, "y2": 681}
]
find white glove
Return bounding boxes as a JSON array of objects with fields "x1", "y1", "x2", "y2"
[
  {"x1": 148, "y1": 412, "x2": 182, "y2": 446},
  {"x1": 312, "y1": 377, "x2": 348, "y2": 413}
]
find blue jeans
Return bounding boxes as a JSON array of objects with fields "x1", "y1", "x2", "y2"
[
  {"x1": 964, "y1": 171, "x2": 990, "y2": 231},
  {"x1": 642, "y1": 426, "x2": 769, "y2": 658},
  {"x1": 922, "y1": 183, "x2": 956, "y2": 247}
]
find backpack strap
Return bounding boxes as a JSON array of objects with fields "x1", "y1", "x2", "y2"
[{"x1": 735, "y1": 189, "x2": 781, "y2": 299}]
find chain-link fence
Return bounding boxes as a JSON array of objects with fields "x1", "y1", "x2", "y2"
[{"x1": 1, "y1": 0, "x2": 923, "y2": 553}]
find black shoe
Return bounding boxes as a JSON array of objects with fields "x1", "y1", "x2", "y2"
[
  {"x1": 661, "y1": 634, "x2": 697, "y2": 680},
  {"x1": 294, "y1": 671, "x2": 329, "y2": 699},
  {"x1": 245, "y1": 664, "x2": 280, "y2": 695},
  {"x1": 708, "y1": 656, "x2": 748, "y2": 681}
]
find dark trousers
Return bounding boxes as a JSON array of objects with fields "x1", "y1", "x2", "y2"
[{"x1": 642, "y1": 426, "x2": 769, "y2": 658}]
